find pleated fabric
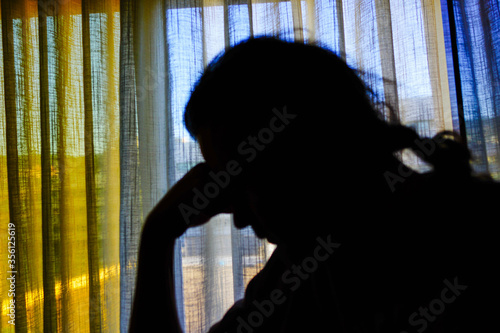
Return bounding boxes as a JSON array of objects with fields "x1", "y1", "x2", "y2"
[
  {"x1": 1, "y1": 0, "x2": 498, "y2": 332},
  {"x1": 0, "y1": 0, "x2": 120, "y2": 331}
]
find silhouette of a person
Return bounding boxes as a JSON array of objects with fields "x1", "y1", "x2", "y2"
[{"x1": 129, "y1": 37, "x2": 500, "y2": 332}]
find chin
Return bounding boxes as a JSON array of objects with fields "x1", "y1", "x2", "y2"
[
  {"x1": 251, "y1": 226, "x2": 266, "y2": 239},
  {"x1": 252, "y1": 226, "x2": 280, "y2": 244},
  {"x1": 251, "y1": 224, "x2": 268, "y2": 239},
  {"x1": 266, "y1": 235, "x2": 279, "y2": 244}
]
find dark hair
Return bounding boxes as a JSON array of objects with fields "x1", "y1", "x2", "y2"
[{"x1": 184, "y1": 36, "x2": 473, "y2": 179}]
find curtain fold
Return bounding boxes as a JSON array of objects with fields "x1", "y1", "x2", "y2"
[
  {"x1": 1, "y1": 1, "x2": 36, "y2": 331},
  {"x1": 38, "y1": 2, "x2": 57, "y2": 331},
  {"x1": 447, "y1": 0, "x2": 500, "y2": 178},
  {"x1": 118, "y1": 0, "x2": 142, "y2": 331}
]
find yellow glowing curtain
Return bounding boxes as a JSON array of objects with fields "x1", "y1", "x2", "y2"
[{"x1": 0, "y1": 0, "x2": 120, "y2": 332}]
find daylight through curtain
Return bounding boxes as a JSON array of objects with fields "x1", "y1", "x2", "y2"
[
  {"x1": 124, "y1": 0, "x2": 454, "y2": 332},
  {"x1": 0, "y1": 0, "x2": 120, "y2": 332},
  {"x1": 444, "y1": 0, "x2": 500, "y2": 178},
  {"x1": 1, "y1": 0, "x2": 499, "y2": 332}
]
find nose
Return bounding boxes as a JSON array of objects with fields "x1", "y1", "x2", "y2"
[{"x1": 232, "y1": 207, "x2": 253, "y2": 229}]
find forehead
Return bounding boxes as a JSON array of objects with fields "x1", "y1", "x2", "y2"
[{"x1": 196, "y1": 127, "x2": 229, "y2": 171}]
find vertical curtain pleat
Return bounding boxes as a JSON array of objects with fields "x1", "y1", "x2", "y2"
[
  {"x1": 0, "y1": 4, "x2": 10, "y2": 329},
  {"x1": 81, "y1": 1, "x2": 102, "y2": 330},
  {"x1": 120, "y1": 0, "x2": 175, "y2": 330},
  {"x1": 478, "y1": 0, "x2": 500, "y2": 174},
  {"x1": 134, "y1": 0, "x2": 168, "y2": 215},
  {"x1": 450, "y1": 0, "x2": 500, "y2": 178},
  {"x1": 421, "y1": 0, "x2": 454, "y2": 134},
  {"x1": 452, "y1": 1, "x2": 490, "y2": 172},
  {"x1": 374, "y1": 0, "x2": 399, "y2": 123},
  {"x1": 82, "y1": 1, "x2": 121, "y2": 331},
  {"x1": 335, "y1": 0, "x2": 346, "y2": 58},
  {"x1": 291, "y1": 0, "x2": 304, "y2": 41},
  {"x1": 164, "y1": 0, "x2": 204, "y2": 331},
  {"x1": 118, "y1": 0, "x2": 142, "y2": 331},
  {"x1": 53, "y1": 2, "x2": 91, "y2": 329},
  {"x1": 1, "y1": 1, "x2": 29, "y2": 331},
  {"x1": 38, "y1": 1, "x2": 58, "y2": 332},
  {"x1": 1, "y1": 1, "x2": 44, "y2": 331}
]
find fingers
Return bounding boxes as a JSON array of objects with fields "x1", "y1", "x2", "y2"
[{"x1": 176, "y1": 163, "x2": 238, "y2": 228}]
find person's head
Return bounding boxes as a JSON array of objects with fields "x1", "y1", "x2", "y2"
[
  {"x1": 184, "y1": 36, "x2": 472, "y2": 245},
  {"x1": 185, "y1": 37, "x2": 393, "y2": 162}
]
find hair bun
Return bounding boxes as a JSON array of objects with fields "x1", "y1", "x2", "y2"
[
  {"x1": 422, "y1": 131, "x2": 472, "y2": 176},
  {"x1": 384, "y1": 126, "x2": 472, "y2": 177},
  {"x1": 384, "y1": 124, "x2": 420, "y2": 152}
]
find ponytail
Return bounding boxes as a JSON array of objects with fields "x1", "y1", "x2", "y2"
[
  {"x1": 422, "y1": 131, "x2": 471, "y2": 175},
  {"x1": 385, "y1": 125, "x2": 472, "y2": 177}
]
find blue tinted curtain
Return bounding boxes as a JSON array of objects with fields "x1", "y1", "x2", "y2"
[
  {"x1": 444, "y1": 0, "x2": 500, "y2": 178},
  {"x1": 122, "y1": 1, "x2": 458, "y2": 332}
]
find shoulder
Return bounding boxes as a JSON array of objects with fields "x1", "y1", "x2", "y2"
[
  {"x1": 396, "y1": 170, "x2": 500, "y2": 202},
  {"x1": 207, "y1": 242, "x2": 346, "y2": 332},
  {"x1": 207, "y1": 247, "x2": 289, "y2": 333}
]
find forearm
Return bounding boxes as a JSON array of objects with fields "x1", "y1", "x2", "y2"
[
  {"x1": 128, "y1": 163, "x2": 221, "y2": 332},
  {"x1": 129, "y1": 213, "x2": 184, "y2": 332}
]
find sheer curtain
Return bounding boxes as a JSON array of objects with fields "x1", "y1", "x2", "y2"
[
  {"x1": 1, "y1": 0, "x2": 499, "y2": 332},
  {"x1": 443, "y1": 0, "x2": 500, "y2": 178},
  {"x1": 0, "y1": 0, "x2": 120, "y2": 331},
  {"x1": 120, "y1": 2, "x2": 277, "y2": 331},
  {"x1": 122, "y1": 0, "x2": 454, "y2": 332}
]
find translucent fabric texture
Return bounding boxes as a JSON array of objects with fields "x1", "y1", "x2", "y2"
[
  {"x1": 446, "y1": 0, "x2": 500, "y2": 178},
  {"x1": 0, "y1": 0, "x2": 498, "y2": 332},
  {"x1": 0, "y1": 0, "x2": 120, "y2": 332},
  {"x1": 125, "y1": 0, "x2": 454, "y2": 332}
]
